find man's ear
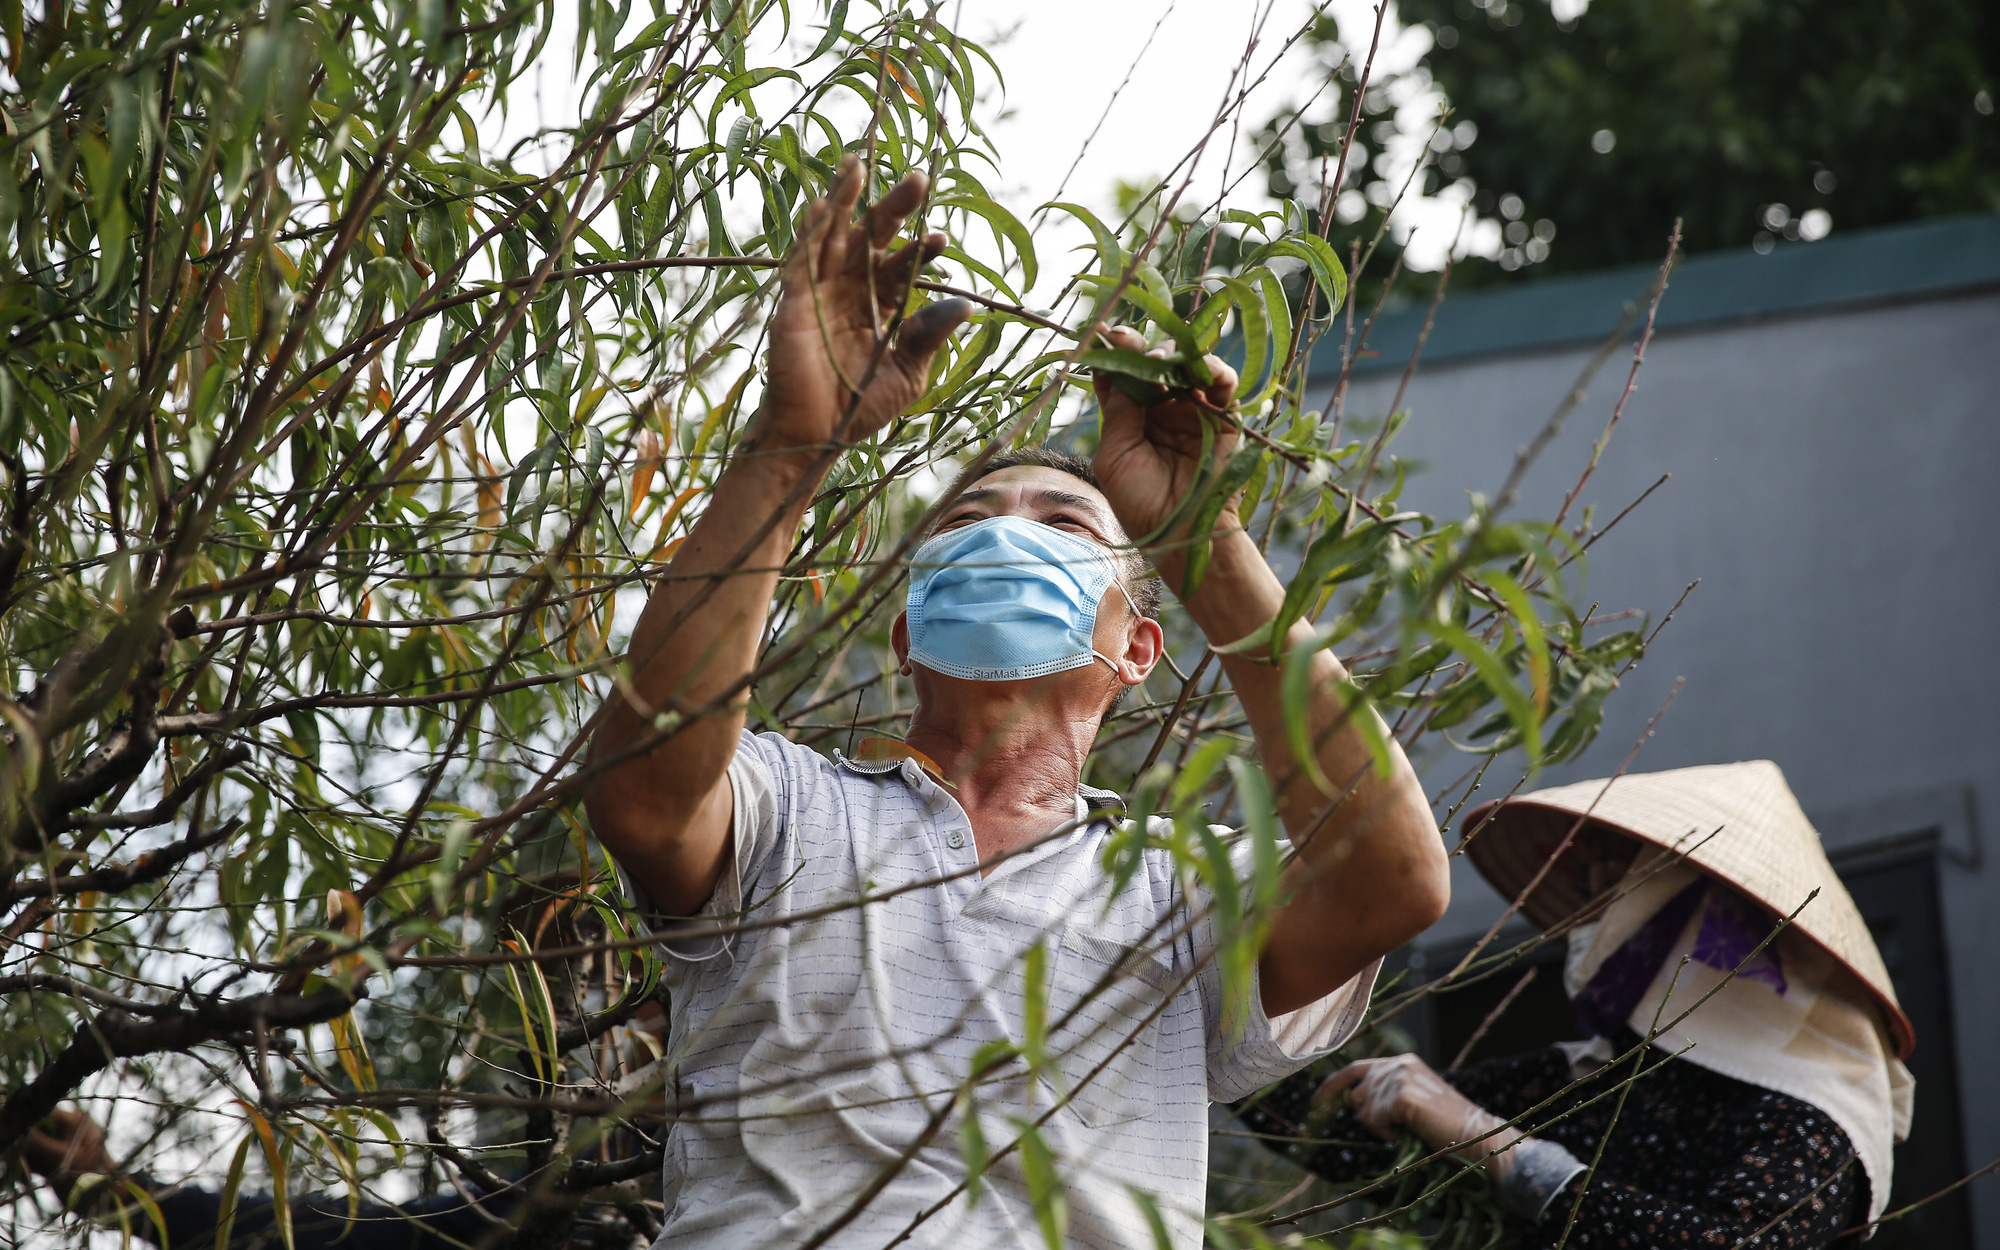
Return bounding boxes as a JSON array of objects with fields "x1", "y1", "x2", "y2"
[
  {"x1": 1114, "y1": 614, "x2": 1165, "y2": 686},
  {"x1": 892, "y1": 611, "x2": 913, "y2": 676}
]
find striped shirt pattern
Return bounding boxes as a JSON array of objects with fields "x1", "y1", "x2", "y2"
[{"x1": 629, "y1": 730, "x2": 1378, "y2": 1250}]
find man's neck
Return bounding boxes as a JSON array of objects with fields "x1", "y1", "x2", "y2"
[{"x1": 904, "y1": 691, "x2": 1102, "y2": 863}]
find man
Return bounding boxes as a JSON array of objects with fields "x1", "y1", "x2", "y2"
[{"x1": 584, "y1": 156, "x2": 1449, "y2": 1249}]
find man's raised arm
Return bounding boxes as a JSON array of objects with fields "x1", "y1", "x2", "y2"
[
  {"x1": 1090, "y1": 327, "x2": 1449, "y2": 1016},
  {"x1": 585, "y1": 157, "x2": 967, "y2": 915}
]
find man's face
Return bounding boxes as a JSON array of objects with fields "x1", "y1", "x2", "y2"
[{"x1": 896, "y1": 465, "x2": 1161, "y2": 700}]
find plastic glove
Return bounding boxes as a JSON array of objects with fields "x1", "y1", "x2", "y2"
[
  {"x1": 1316, "y1": 1055, "x2": 1587, "y2": 1221},
  {"x1": 1315, "y1": 1054, "x2": 1518, "y2": 1170}
]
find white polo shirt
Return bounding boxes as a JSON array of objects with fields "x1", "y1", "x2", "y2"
[{"x1": 628, "y1": 730, "x2": 1378, "y2": 1250}]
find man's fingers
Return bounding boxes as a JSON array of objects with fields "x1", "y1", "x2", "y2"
[
  {"x1": 1101, "y1": 324, "x2": 1148, "y2": 353},
  {"x1": 876, "y1": 231, "x2": 945, "y2": 298},
  {"x1": 817, "y1": 155, "x2": 864, "y2": 278},
  {"x1": 895, "y1": 297, "x2": 972, "y2": 366},
  {"x1": 786, "y1": 199, "x2": 832, "y2": 291},
  {"x1": 867, "y1": 169, "x2": 930, "y2": 250},
  {"x1": 1355, "y1": 1065, "x2": 1409, "y2": 1128},
  {"x1": 1090, "y1": 325, "x2": 1163, "y2": 411},
  {"x1": 1327, "y1": 1059, "x2": 1405, "y2": 1142},
  {"x1": 1199, "y1": 353, "x2": 1239, "y2": 407}
]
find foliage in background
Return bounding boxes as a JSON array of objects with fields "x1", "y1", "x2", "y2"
[
  {"x1": 0, "y1": 0, "x2": 1664, "y2": 1245},
  {"x1": 1411, "y1": 0, "x2": 2000, "y2": 271},
  {"x1": 1261, "y1": 0, "x2": 2000, "y2": 288}
]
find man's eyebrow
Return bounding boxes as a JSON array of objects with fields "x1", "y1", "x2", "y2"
[
  {"x1": 1029, "y1": 488, "x2": 1107, "y2": 515},
  {"x1": 945, "y1": 487, "x2": 1000, "y2": 508}
]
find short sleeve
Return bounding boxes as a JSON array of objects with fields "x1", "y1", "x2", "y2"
[
  {"x1": 1194, "y1": 831, "x2": 1381, "y2": 1102},
  {"x1": 614, "y1": 730, "x2": 784, "y2": 961}
]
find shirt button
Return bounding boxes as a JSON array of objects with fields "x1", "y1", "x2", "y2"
[{"x1": 945, "y1": 829, "x2": 966, "y2": 850}]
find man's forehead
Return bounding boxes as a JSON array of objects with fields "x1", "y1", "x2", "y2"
[{"x1": 950, "y1": 466, "x2": 1113, "y2": 516}]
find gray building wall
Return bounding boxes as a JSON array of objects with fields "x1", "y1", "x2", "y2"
[{"x1": 1320, "y1": 263, "x2": 2000, "y2": 1242}]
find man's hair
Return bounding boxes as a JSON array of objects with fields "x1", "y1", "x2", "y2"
[{"x1": 969, "y1": 447, "x2": 1163, "y2": 620}]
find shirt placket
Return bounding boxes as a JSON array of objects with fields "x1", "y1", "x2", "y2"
[{"x1": 900, "y1": 760, "x2": 979, "y2": 867}]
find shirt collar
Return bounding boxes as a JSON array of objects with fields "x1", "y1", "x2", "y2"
[{"x1": 838, "y1": 736, "x2": 951, "y2": 784}]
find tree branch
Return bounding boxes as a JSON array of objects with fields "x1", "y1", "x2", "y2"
[
  {"x1": 61, "y1": 748, "x2": 251, "y2": 833},
  {"x1": 0, "y1": 817, "x2": 242, "y2": 907},
  {"x1": 0, "y1": 985, "x2": 362, "y2": 1156},
  {"x1": 0, "y1": 974, "x2": 178, "y2": 1016}
]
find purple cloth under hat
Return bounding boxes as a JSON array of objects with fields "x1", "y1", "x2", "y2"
[{"x1": 1571, "y1": 879, "x2": 1791, "y2": 1038}]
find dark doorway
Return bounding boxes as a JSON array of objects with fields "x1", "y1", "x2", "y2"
[
  {"x1": 1406, "y1": 932, "x2": 1584, "y2": 1070},
  {"x1": 1829, "y1": 837, "x2": 1971, "y2": 1250}
]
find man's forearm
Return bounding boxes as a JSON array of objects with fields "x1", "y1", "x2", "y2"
[
  {"x1": 1160, "y1": 522, "x2": 1447, "y2": 1010},
  {"x1": 617, "y1": 430, "x2": 824, "y2": 724},
  {"x1": 1162, "y1": 524, "x2": 1408, "y2": 835},
  {"x1": 586, "y1": 422, "x2": 826, "y2": 895}
]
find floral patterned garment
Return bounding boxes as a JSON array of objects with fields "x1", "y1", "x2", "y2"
[{"x1": 1235, "y1": 1034, "x2": 1864, "y2": 1248}]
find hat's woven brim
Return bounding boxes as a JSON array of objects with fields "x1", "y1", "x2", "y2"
[{"x1": 1462, "y1": 760, "x2": 1913, "y2": 1059}]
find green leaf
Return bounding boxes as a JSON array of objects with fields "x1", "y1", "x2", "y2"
[
  {"x1": 1127, "y1": 1186, "x2": 1175, "y2": 1250},
  {"x1": 1077, "y1": 275, "x2": 1209, "y2": 381},
  {"x1": 1182, "y1": 447, "x2": 1265, "y2": 598},
  {"x1": 1256, "y1": 268, "x2": 1294, "y2": 391},
  {"x1": 118, "y1": 1178, "x2": 170, "y2": 1245},
  {"x1": 429, "y1": 817, "x2": 470, "y2": 911},
  {"x1": 1269, "y1": 515, "x2": 1411, "y2": 662},
  {"x1": 808, "y1": 0, "x2": 848, "y2": 59},
  {"x1": 1172, "y1": 735, "x2": 1237, "y2": 809},
  {"x1": 211, "y1": 1133, "x2": 256, "y2": 1250},
  {"x1": 1214, "y1": 275, "x2": 1268, "y2": 395},
  {"x1": 1255, "y1": 233, "x2": 1348, "y2": 318},
  {"x1": 725, "y1": 115, "x2": 756, "y2": 172},
  {"x1": 1210, "y1": 620, "x2": 1277, "y2": 657},
  {"x1": 690, "y1": 366, "x2": 754, "y2": 464},
  {"x1": 957, "y1": 1091, "x2": 989, "y2": 1208},
  {"x1": 1277, "y1": 633, "x2": 1338, "y2": 796},
  {"x1": 938, "y1": 193, "x2": 1037, "y2": 292},
  {"x1": 244, "y1": 1107, "x2": 294, "y2": 1250},
  {"x1": 1433, "y1": 620, "x2": 1546, "y2": 770},
  {"x1": 1046, "y1": 200, "x2": 1122, "y2": 275},
  {"x1": 1020, "y1": 938, "x2": 1050, "y2": 1077},
  {"x1": 1225, "y1": 756, "x2": 1284, "y2": 916},
  {"x1": 1074, "y1": 347, "x2": 1188, "y2": 391},
  {"x1": 913, "y1": 317, "x2": 999, "y2": 414},
  {"x1": 1185, "y1": 285, "x2": 1236, "y2": 351},
  {"x1": 1485, "y1": 569, "x2": 1552, "y2": 717},
  {"x1": 710, "y1": 67, "x2": 802, "y2": 135},
  {"x1": 1016, "y1": 1120, "x2": 1068, "y2": 1250}
]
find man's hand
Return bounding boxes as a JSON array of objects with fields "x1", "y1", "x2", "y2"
[
  {"x1": 1317, "y1": 1055, "x2": 1481, "y2": 1147},
  {"x1": 760, "y1": 153, "x2": 970, "y2": 450},
  {"x1": 22, "y1": 1109, "x2": 114, "y2": 1205},
  {"x1": 1090, "y1": 323, "x2": 1240, "y2": 585}
]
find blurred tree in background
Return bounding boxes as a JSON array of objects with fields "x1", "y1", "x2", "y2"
[
  {"x1": 1259, "y1": 0, "x2": 2000, "y2": 287},
  {"x1": 1406, "y1": 0, "x2": 2000, "y2": 272}
]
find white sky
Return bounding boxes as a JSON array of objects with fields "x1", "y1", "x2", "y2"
[
  {"x1": 969, "y1": 0, "x2": 1326, "y2": 217},
  {"x1": 967, "y1": 0, "x2": 1484, "y2": 276},
  {"x1": 504, "y1": 0, "x2": 1482, "y2": 289}
]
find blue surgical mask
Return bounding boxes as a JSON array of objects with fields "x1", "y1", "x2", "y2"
[{"x1": 906, "y1": 515, "x2": 1135, "y2": 681}]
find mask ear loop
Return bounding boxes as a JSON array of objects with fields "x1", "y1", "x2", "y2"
[{"x1": 1090, "y1": 577, "x2": 1145, "y2": 675}]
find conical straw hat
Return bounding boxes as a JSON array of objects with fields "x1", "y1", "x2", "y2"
[{"x1": 1461, "y1": 760, "x2": 1912, "y2": 1059}]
